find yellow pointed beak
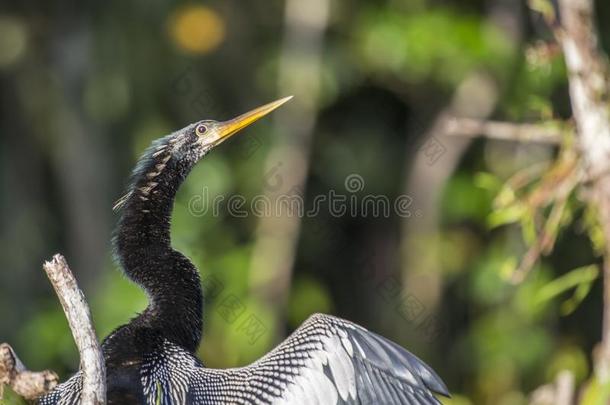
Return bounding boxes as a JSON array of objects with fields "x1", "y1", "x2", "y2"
[{"x1": 215, "y1": 96, "x2": 293, "y2": 145}]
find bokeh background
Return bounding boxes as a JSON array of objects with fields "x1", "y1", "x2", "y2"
[{"x1": 2, "y1": 0, "x2": 610, "y2": 404}]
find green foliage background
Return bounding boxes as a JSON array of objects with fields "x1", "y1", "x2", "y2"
[{"x1": 1, "y1": 0, "x2": 610, "y2": 404}]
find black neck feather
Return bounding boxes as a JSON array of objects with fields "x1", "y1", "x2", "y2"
[{"x1": 114, "y1": 138, "x2": 203, "y2": 352}]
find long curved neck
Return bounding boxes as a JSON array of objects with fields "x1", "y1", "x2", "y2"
[{"x1": 114, "y1": 140, "x2": 203, "y2": 352}]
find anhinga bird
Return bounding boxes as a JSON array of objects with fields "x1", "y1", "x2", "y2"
[{"x1": 38, "y1": 97, "x2": 449, "y2": 405}]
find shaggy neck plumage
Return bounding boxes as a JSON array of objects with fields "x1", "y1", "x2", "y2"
[{"x1": 114, "y1": 138, "x2": 203, "y2": 352}]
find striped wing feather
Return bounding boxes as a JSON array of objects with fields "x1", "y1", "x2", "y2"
[
  {"x1": 184, "y1": 313, "x2": 448, "y2": 404},
  {"x1": 37, "y1": 313, "x2": 449, "y2": 405}
]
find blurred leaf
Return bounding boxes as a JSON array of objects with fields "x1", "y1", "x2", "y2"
[
  {"x1": 471, "y1": 310, "x2": 551, "y2": 375},
  {"x1": 503, "y1": 51, "x2": 566, "y2": 119},
  {"x1": 357, "y1": 9, "x2": 514, "y2": 86},
  {"x1": 487, "y1": 203, "x2": 526, "y2": 229},
  {"x1": 534, "y1": 265, "x2": 599, "y2": 314},
  {"x1": 498, "y1": 256, "x2": 518, "y2": 281},
  {"x1": 582, "y1": 205, "x2": 606, "y2": 256},
  {"x1": 525, "y1": 95, "x2": 554, "y2": 120},
  {"x1": 471, "y1": 246, "x2": 515, "y2": 305},
  {"x1": 581, "y1": 375, "x2": 610, "y2": 405},
  {"x1": 513, "y1": 265, "x2": 552, "y2": 319},
  {"x1": 561, "y1": 279, "x2": 594, "y2": 315},
  {"x1": 528, "y1": 0, "x2": 556, "y2": 22},
  {"x1": 474, "y1": 172, "x2": 503, "y2": 193},
  {"x1": 520, "y1": 213, "x2": 538, "y2": 246},
  {"x1": 442, "y1": 173, "x2": 494, "y2": 224},
  {"x1": 494, "y1": 184, "x2": 518, "y2": 208},
  {"x1": 546, "y1": 345, "x2": 589, "y2": 383}
]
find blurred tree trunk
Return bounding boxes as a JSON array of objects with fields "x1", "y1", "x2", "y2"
[
  {"x1": 400, "y1": 0, "x2": 524, "y2": 320},
  {"x1": 0, "y1": 17, "x2": 110, "y2": 341},
  {"x1": 49, "y1": 25, "x2": 111, "y2": 288},
  {"x1": 247, "y1": 0, "x2": 329, "y2": 336}
]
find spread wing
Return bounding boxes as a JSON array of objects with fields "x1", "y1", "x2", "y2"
[
  {"x1": 38, "y1": 314, "x2": 449, "y2": 405},
  {"x1": 146, "y1": 313, "x2": 449, "y2": 404}
]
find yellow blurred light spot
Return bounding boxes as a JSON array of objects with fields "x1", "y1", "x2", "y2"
[{"x1": 169, "y1": 5, "x2": 225, "y2": 54}]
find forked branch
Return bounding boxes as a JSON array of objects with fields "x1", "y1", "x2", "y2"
[
  {"x1": 0, "y1": 254, "x2": 106, "y2": 404},
  {"x1": 0, "y1": 343, "x2": 58, "y2": 400}
]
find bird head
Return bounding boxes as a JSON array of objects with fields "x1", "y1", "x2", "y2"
[
  {"x1": 168, "y1": 95, "x2": 293, "y2": 164},
  {"x1": 112, "y1": 96, "x2": 292, "y2": 212}
]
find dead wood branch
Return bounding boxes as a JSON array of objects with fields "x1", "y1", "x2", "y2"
[
  {"x1": 557, "y1": 0, "x2": 610, "y2": 380},
  {"x1": 42, "y1": 254, "x2": 106, "y2": 404},
  {"x1": 444, "y1": 117, "x2": 564, "y2": 144},
  {"x1": 0, "y1": 343, "x2": 58, "y2": 400},
  {"x1": 2, "y1": 255, "x2": 105, "y2": 403}
]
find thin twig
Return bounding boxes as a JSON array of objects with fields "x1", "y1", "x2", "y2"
[
  {"x1": 43, "y1": 254, "x2": 106, "y2": 404},
  {"x1": 444, "y1": 117, "x2": 564, "y2": 144}
]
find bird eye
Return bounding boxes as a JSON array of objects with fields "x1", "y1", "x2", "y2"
[{"x1": 195, "y1": 124, "x2": 207, "y2": 136}]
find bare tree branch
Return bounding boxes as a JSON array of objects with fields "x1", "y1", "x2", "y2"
[
  {"x1": 556, "y1": 0, "x2": 610, "y2": 381},
  {"x1": 0, "y1": 343, "x2": 58, "y2": 400},
  {"x1": 444, "y1": 117, "x2": 564, "y2": 144},
  {"x1": 43, "y1": 254, "x2": 106, "y2": 404}
]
